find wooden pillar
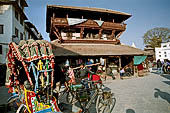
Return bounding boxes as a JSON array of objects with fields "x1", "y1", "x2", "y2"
[
  {"x1": 118, "y1": 56, "x2": 121, "y2": 79},
  {"x1": 133, "y1": 57, "x2": 138, "y2": 77},
  {"x1": 104, "y1": 58, "x2": 107, "y2": 80},
  {"x1": 104, "y1": 58, "x2": 107, "y2": 73},
  {"x1": 80, "y1": 27, "x2": 84, "y2": 39},
  {"x1": 134, "y1": 66, "x2": 138, "y2": 77},
  {"x1": 54, "y1": 27, "x2": 62, "y2": 40}
]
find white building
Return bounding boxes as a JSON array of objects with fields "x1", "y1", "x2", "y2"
[
  {"x1": 155, "y1": 42, "x2": 170, "y2": 61},
  {"x1": 0, "y1": 0, "x2": 43, "y2": 64},
  {"x1": 24, "y1": 21, "x2": 43, "y2": 40},
  {"x1": 0, "y1": 0, "x2": 28, "y2": 64}
]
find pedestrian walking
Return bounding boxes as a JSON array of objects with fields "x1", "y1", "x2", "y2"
[
  {"x1": 148, "y1": 61, "x2": 153, "y2": 72},
  {"x1": 157, "y1": 59, "x2": 162, "y2": 73}
]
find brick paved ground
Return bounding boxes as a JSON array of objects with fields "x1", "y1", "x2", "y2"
[{"x1": 104, "y1": 72, "x2": 170, "y2": 113}]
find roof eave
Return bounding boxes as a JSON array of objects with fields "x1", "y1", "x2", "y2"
[{"x1": 47, "y1": 5, "x2": 131, "y2": 17}]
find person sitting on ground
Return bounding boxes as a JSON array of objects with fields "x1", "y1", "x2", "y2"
[
  {"x1": 120, "y1": 67, "x2": 125, "y2": 77},
  {"x1": 124, "y1": 66, "x2": 132, "y2": 76},
  {"x1": 148, "y1": 61, "x2": 153, "y2": 72},
  {"x1": 106, "y1": 67, "x2": 115, "y2": 80}
]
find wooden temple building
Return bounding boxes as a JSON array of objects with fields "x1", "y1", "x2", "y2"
[{"x1": 46, "y1": 5, "x2": 146, "y2": 76}]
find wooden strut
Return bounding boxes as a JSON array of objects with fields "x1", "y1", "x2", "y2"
[
  {"x1": 109, "y1": 30, "x2": 116, "y2": 40},
  {"x1": 49, "y1": 19, "x2": 53, "y2": 40},
  {"x1": 53, "y1": 27, "x2": 62, "y2": 41},
  {"x1": 116, "y1": 31, "x2": 124, "y2": 39},
  {"x1": 80, "y1": 27, "x2": 84, "y2": 39},
  {"x1": 98, "y1": 29, "x2": 103, "y2": 39}
]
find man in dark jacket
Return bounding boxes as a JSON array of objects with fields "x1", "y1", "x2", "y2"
[
  {"x1": 77, "y1": 63, "x2": 91, "y2": 79},
  {"x1": 76, "y1": 63, "x2": 94, "y2": 91},
  {"x1": 157, "y1": 59, "x2": 162, "y2": 73}
]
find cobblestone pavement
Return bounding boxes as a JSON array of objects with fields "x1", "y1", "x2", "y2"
[
  {"x1": 0, "y1": 72, "x2": 170, "y2": 113},
  {"x1": 104, "y1": 72, "x2": 170, "y2": 113}
]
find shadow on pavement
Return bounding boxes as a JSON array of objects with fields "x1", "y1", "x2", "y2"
[
  {"x1": 160, "y1": 74, "x2": 170, "y2": 80},
  {"x1": 162, "y1": 81, "x2": 170, "y2": 86},
  {"x1": 126, "y1": 109, "x2": 135, "y2": 113},
  {"x1": 154, "y1": 88, "x2": 170, "y2": 104},
  {"x1": 151, "y1": 70, "x2": 159, "y2": 74},
  {"x1": 58, "y1": 84, "x2": 115, "y2": 113}
]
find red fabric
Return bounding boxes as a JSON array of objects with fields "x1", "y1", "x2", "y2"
[
  {"x1": 91, "y1": 74, "x2": 101, "y2": 82},
  {"x1": 137, "y1": 64, "x2": 144, "y2": 70},
  {"x1": 88, "y1": 73, "x2": 90, "y2": 79}
]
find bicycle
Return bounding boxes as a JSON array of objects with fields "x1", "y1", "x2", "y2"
[{"x1": 65, "y1": 79, "x2": 116, "y2": 113}]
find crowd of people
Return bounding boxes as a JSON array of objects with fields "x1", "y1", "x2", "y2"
[
  {"x1": 145, "y1": 59, "x2": 170, "y2": 74},
  {"x1": 156, "y1": 59, "x2": 170, "y2": 74},
  {"x1": 60, "y1": 59, "x2": 103, "y2": 86}
]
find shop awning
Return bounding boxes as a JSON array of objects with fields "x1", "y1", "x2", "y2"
[{"x1": 134, "y1": 56, "x2": 147, "y2": 65}]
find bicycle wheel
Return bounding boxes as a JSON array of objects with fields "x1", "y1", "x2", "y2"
[
  {"x1": 82, "y1": 109, "x2": 90, "y2": 113},
  {"x1": 166, "y1": 65, "x2": 170, "y2": 74},
  {"x1": 16, "y1": 104, "x2": 29, "y2": 113},
  {"x1": 96, "y1": 95, "x2": 116, "y2": 113},
  {"x1": 103, "y1": 97, "x2": 116, "y2": 113},
  {"x1": 96, "y1": 95, "x2": 107, "y2": 113},
  {"x1": 66, "y1": 91, "x2": 74, "y2": 103}
]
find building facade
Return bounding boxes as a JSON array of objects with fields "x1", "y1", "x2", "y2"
[
  {"x1": 0, "y1": 0, "x2": 43, "y2": 64},
  {"x1": 46, "y1": 5, "x2": 146, "y2": 75},
  {"x1": 155, "y1": 42, "x2": 170, "y2": 61},
  {"x1": 24, "y1": 21, "x2": 43, "y2": 40}
]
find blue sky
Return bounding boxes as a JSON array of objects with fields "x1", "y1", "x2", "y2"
[{"x1": 25, "y1": 0, "x2": 170, "y2": 49}]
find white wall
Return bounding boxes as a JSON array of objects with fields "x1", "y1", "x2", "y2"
[
  {"x1": 0, "y1": 4, "x2": 26, "y2": 64},
  {"x1": 0, "y1": 5, "x2": 13, "y2": 43},
  {"x1": 155, "y1": 42, "x2": 170, "y2": 62},
  {"x1": 0, "y1": 5, "x2": 13, "y2": 64},
  {"x1": 12, "y1": 6, "x2": 24, "y2": 41},
  {"x1": 24, "y1": 28, "x2": 29, "y2": 40}
]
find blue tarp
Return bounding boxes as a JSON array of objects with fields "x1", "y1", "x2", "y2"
[{"x1": 134, "y1": 56, "x2": 147, "y2": 65}]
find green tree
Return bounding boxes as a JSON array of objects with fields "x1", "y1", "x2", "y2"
[{"x1": 143, "y1": 27, "x2": 170, "y2": 48}]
